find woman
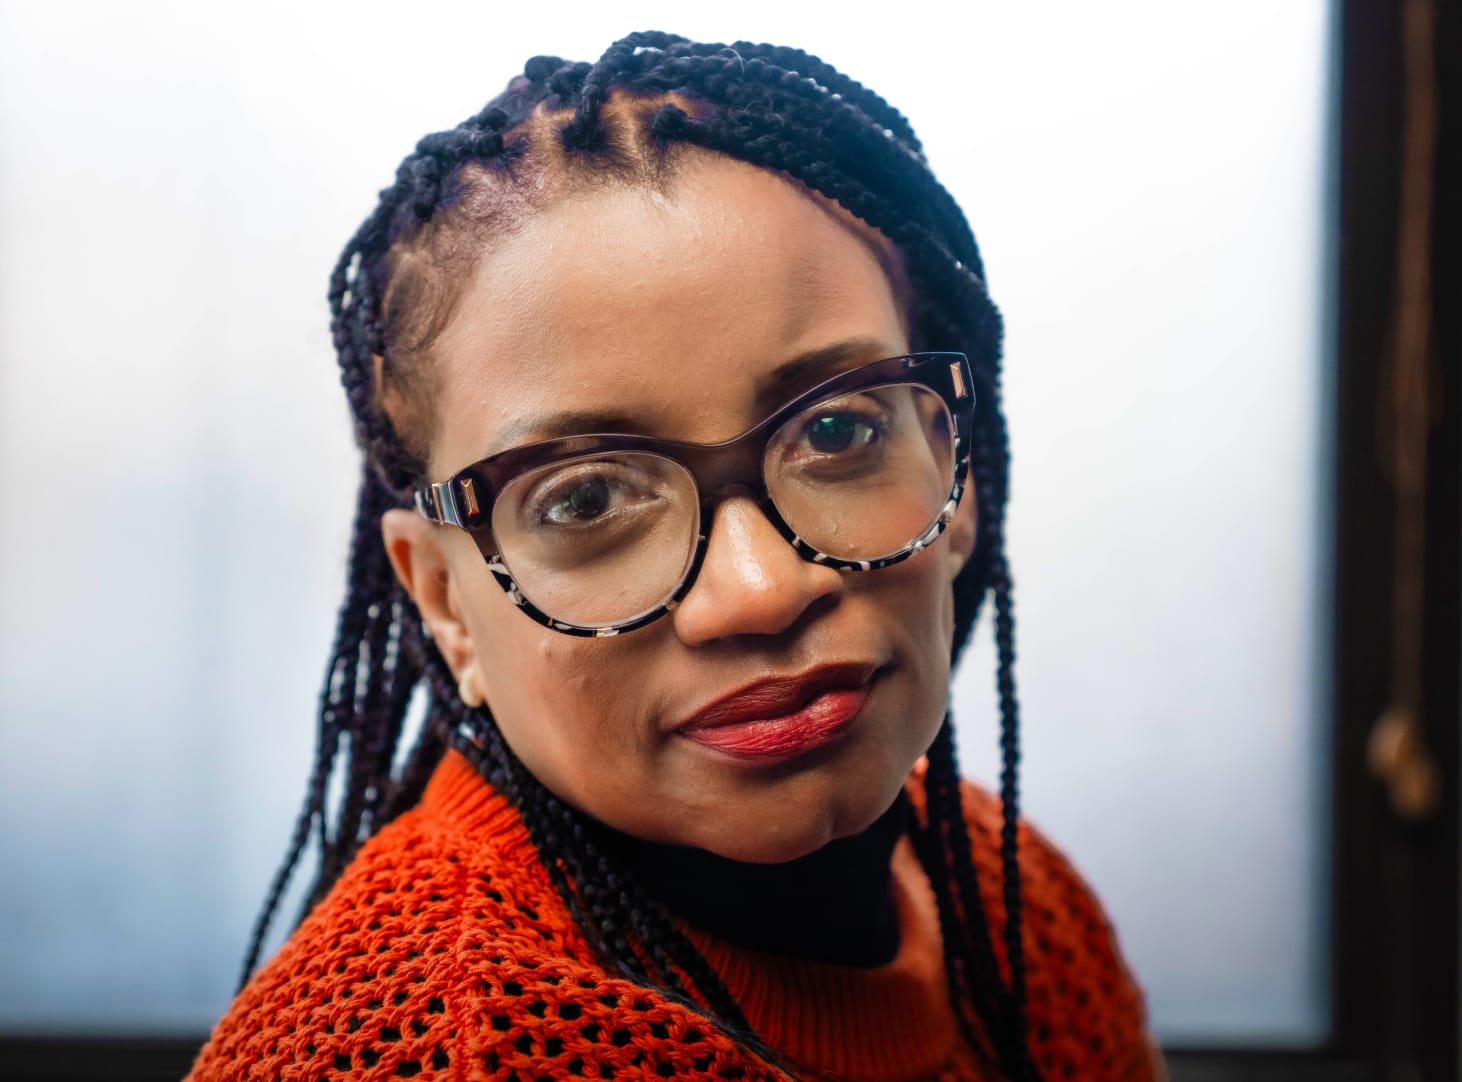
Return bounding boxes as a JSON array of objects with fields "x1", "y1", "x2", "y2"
[{"x1": 189, "y1": 32, "x2": 1160, "y2": 1081}]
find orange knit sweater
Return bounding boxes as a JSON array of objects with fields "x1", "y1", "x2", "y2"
[{"x1": 188, "y1": 751, "x2": 1158, "y2": 1081}]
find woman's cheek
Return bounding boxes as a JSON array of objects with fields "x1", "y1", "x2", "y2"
[
  {"x1": 883, "y1": 545, "x2": 957, "y2": 651},
  {"x1": 529, "y1": 633, "x2": 650, "y2": 750}
]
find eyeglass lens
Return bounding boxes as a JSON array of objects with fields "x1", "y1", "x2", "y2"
[{"x1": 489, "y1": 383, "x2": 957, "y2": 627}]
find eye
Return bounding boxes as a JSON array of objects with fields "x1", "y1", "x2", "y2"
[
  {"x1": 530, "y1": 473, "x2": 622, "y2": 527},
  {"x1": 512, "y1": 455, "x2": 681, "y2": 534},
  {"x1": 495, "y1": 452, "x2": 698, "y2": 580},
  {"x1": 548, "y1": 477, "x2": 611, "y2": 523},
  {"x1": 767, "y1": 391, "x2": 900, "y2": 486},
  {"x1": 802, "y1": 411, "x2": 880, "y2": 454}
]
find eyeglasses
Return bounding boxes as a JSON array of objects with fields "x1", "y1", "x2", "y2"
[{"x1": 415, "y1": 352, "x2": 975, "y2": 637}]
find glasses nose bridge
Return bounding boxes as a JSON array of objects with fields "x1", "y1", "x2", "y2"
[{"x1": 680, "y1": 433, "x2": 772, "y2": 510}]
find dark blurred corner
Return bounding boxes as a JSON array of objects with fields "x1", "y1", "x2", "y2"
[{"x1": 1, "y1": 1039, "x2": 202, "y2": 1081}]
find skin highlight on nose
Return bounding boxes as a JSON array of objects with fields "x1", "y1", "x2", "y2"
[{"x1": 671, "y1": 495, "x2": 844, "y2": 646}]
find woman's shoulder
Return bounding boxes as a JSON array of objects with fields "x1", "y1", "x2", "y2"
[
  {"x1": 186, "y1": 780, "x2": 787, "y2": 1081},
  {"x1": 909, "y1": 766, "x2": 1164, "y2": 1080}
]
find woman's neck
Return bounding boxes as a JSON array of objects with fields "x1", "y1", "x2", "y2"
[{"x1": 600, "y1": 791, "x2": 911, "y2": 967}]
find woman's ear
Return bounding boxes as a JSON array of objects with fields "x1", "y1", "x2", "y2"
[
  {"x1": 947, "y1": 480, "x2": 978, "y2": 580},
  {"x1": 380, "y1": 509, "x2": 482, "y2": 690}
]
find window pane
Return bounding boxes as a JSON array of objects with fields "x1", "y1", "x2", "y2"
[{"x1": 948, "y1": 3, "x2": 1333, "y2": 1045}]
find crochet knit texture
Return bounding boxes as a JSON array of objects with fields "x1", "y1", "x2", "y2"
[{"x1": 188, "y1": 751, "x2": 1155, "y2": 1081}]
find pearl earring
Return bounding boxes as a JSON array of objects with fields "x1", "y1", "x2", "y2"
[{"x1": 458, "y1": 669, "x2": 484, "y2": 708}]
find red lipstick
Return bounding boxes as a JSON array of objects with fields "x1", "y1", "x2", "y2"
[{"x1": 673, "y1": 662, "x2": 876, "y2": 762}]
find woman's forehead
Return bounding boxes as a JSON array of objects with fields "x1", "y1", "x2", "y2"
[{"x1": 426, "y1": 154, "x2": 909, "y2": 477}]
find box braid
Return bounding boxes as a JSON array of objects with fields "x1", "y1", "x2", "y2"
[{"x1": 240, "y1": 31, "x2": 1037, "y2": 1081}]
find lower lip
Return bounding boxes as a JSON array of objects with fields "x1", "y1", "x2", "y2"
[{"x1": 679, "y1": 686, "x2": 870, "y2": 762}]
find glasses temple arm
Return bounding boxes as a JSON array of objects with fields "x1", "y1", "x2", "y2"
[{"x1": 414, "y1": 481, "x2": 466, "y2": 527}]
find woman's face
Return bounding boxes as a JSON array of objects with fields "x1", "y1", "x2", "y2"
[{"x1": 383, "y1": 151, "x2": 975, "y2": 863}]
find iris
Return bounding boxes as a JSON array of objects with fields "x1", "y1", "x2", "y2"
[
  {"x1": 561, "y1": 478, "x2": 610, "y2": 521},
  {"x1": 806, "y1": 413, "x2": 872, "y2": 454}
]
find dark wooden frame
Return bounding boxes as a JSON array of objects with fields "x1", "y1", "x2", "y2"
[{"x1": 1, "y1": 0, "x2": 1456, "y2": 1078}]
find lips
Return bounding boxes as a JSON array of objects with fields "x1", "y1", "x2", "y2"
[{"x1": 673, "y1": 662, "x2": 878, "y2": 762}]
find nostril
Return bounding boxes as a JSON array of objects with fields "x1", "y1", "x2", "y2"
[{"x1": 797, "y1": 590, "x2": 842, "y2": 625}]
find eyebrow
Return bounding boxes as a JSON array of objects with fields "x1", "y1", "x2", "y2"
[
  {"x1": 751, "y1": 336, "x2": 894, "y2": 413},
  {"x1": 478, "y1": 336, "x2": 896, "y2": 459}
]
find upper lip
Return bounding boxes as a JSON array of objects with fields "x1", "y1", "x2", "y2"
[{"x1": 672, "y1": 661, "x2": 880, "y2": 733}]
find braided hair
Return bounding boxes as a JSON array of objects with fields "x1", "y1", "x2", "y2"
[{"x1": 242, "y1": 32, "x2": 1038, "y2": 1081}]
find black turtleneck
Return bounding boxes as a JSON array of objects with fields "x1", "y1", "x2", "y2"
[{"x1": 599, "y1": 790, "x2": 912, "y2": 967}]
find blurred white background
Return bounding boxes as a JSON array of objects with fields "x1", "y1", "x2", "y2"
[{"x1": 0, "y1": 0, "x2": 1332, "y2": 1044}]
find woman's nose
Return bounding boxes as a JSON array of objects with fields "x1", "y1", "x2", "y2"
[{"x1": 671, "y1": 493, "x2": 844, "y2": 645}]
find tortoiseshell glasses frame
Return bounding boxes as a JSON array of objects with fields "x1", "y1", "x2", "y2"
[{"x1": 415, "y1": 352, "x2": 975, "y2": 637}]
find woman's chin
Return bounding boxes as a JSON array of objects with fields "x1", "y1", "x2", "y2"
[{"x1": 680, "y1": 790, "x2": 899, "y2": 865}]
